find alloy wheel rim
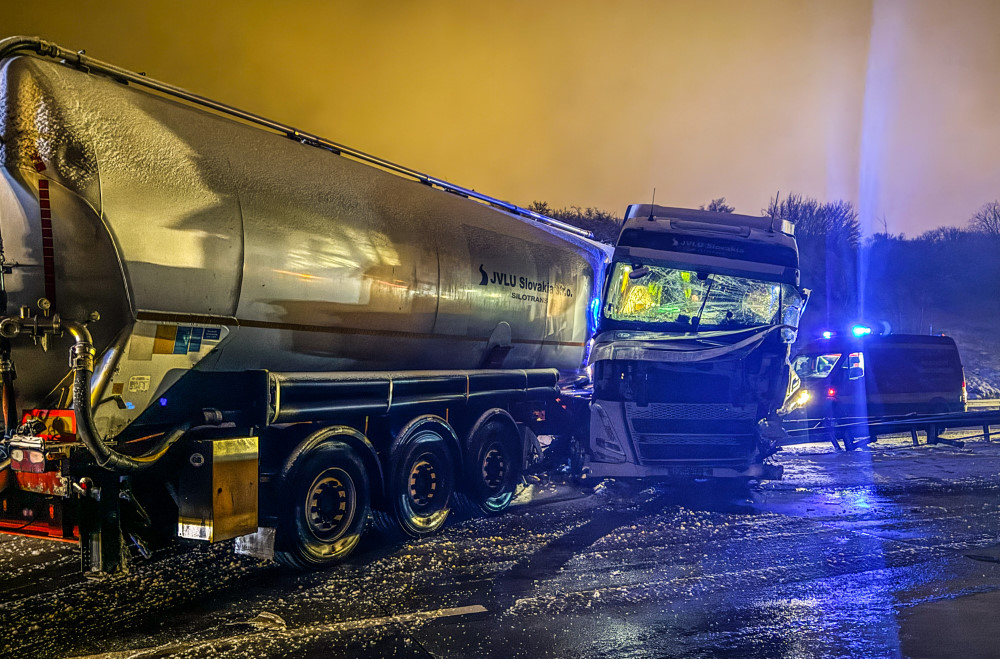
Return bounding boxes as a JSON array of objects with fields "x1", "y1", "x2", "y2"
[
  {"x1": 306, "y1": 468, "x2": 355, "y2": 541},
  {"x1": 408, "y1": 457, "x2": 438, "y2": 509},
  {"x1": 481, "y1": 445, "x2": 507, "y2": 492}
]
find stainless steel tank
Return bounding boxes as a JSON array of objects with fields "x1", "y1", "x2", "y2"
[{"x1": 0, "y1": 49, "x2": 610, "y2": 438}]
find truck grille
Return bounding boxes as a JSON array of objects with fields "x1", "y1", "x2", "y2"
[
  {"x1": 626, "y1": 402, "x2": 756, "y2": 421},
  {"x1": 632, "y1": 442, "x2": 752, "y2": 462},
  {"x1": 624, "y1": 402, "x2": 756, "y2": 465}
]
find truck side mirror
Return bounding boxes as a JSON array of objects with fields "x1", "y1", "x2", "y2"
[{"x1": 848, "y1": 366, "x2": 864, "y2": 380}]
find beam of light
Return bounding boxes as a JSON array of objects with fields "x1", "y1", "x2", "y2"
[{"x1": 857, "y1": 0, "x2": 905, "y2": 320}]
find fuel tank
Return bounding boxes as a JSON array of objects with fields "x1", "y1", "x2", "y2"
[{"x1": 0, "y1": 51, "x2": 610, "y2": 438}]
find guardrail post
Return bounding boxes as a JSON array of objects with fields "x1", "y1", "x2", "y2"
[
  {"x1": 842, "y1": 428, "x2": 855, "y2": 451},
  {"x1": 822, "y1": 417, "x2": 841, "y2": 451}
]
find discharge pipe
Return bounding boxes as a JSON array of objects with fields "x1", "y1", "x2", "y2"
[{"x1": 65, "y1": 321, "x2": 190, "y2": 473}]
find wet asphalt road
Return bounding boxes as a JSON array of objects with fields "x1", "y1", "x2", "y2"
[{"x1": 2, "y1": 433, "x2": 1000, "y2": 658}]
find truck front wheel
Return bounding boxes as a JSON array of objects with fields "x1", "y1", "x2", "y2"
[{"x1": 275, "y1": 439, "x2": 370, "y2": 570}]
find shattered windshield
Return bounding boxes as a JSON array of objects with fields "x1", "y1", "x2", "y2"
[{"x1": 603, "y1": 262, "x2": 804, "y2": 332}]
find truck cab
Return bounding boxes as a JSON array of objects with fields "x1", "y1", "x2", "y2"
[{"x1": 583, "y1": 205, "x2": 808, "y2": 480}]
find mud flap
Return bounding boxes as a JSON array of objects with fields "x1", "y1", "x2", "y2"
[
  {"x1": 235, "y1": 526, "x2": 276, "y2": 560},
  {"x1": 518, "y1": 423, "x2": 543, "y2": 470}
]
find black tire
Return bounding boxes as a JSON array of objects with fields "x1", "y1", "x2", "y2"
[
  {"x1": 275, "y1": 441, "x2": 370, "y2": 570},
  {"x1": 463, "y1": 415, "x2": 522, "y2": 516},
  {"x1": 385, "y1": 425, "x2": 456, "y2": 537},
  {"x1": 369, "y1": 509, "x2": 402, "y2": 538},
  {"x1": 929, "y1": 399, "x2": 950, "y2": 415}
]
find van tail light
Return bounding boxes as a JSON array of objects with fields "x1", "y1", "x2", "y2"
[{"x1": 826, "y1": 387, "x2": 837, "y2": 398}]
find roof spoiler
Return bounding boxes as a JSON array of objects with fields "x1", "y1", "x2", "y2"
[{"x1": 623, "y1": 204, "x2": 795, "y2": 237}]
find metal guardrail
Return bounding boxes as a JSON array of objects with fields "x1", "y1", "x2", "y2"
[
  {"x1": 967, "y1": 399, "x2": 1000, "y2": 410},
  {"x1": 782, "y1": 408, "x2": 1000, "y2": 451}
]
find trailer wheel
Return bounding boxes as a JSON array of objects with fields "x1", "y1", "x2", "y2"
[
  {"x1": 275, "y1": 440, "x2": 370, "y2": 570},
  {"x1": 462, "y1": 411, "x2": 521, "y2": 516},
  {"x1": 385, "y1": 420, "x2": 457, "y2": 537}
]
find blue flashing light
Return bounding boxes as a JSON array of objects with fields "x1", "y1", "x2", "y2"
[
  {"x1": 159, "y1": 397, "x2": 168, "y2": 407},
  {"x1": 851, "y1": 325, "x2": 873, "y2": 337},
  {"x1": 589, "y1": 296, "x2": 601, "y2": 332},
  {"x1": 125, "y1": 401, "x2": 135, "y2": 410},
  {"x1": 822, "y1": 331, "x2": 833, "y2": 339}
]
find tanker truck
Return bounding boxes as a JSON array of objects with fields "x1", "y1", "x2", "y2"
[
  {"x1": 0, "y1": 37, "x2": 611, "y2": 576},
  {"x1": 581, "y1": 205, "x2": 808, "y2": 481}
]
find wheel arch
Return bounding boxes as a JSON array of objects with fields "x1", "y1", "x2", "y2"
[
  {"x1": 455, "y1": 407, "x2": 524, "y2": 516},
  {"x1": 280, "y1": 425, "x2": 385, "y2": 508},
  {"x1": 389, "y1": 415, "x2": 462, "y2": 478},
  {"x1": 464, "y1": 408, "x2": 521, "y2": 462}
]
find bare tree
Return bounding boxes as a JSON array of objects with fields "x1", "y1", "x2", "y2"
[
  {"x1": 699, "y1": 197, "x2": 735, "y2": 213},
  {"x1": 764, "y1": 193, "x2": 861, "y2": 247},
  {"x1": 876, "y1": 213, "x2": 889, "y2": 236},
  {"x1": 527, "y1": 201, "x2": 621, "y2": 244},
  {"x1": 969, "y1": 201, "x2": 1000, "y2": 235},
  {"x1": 919, "y1": 226, "x2": 967, "y2": 243},
  {"x1": 527, "y1": 200, "x2": 552, "y2": 216}
]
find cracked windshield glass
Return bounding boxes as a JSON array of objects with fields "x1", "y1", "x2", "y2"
[{"x1": 603, "y1": 262, "x2": 804, "y2": 331}]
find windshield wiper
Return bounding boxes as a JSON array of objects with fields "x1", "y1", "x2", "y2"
[{"x1": 690, "y1": 276, "x2": 714, "y2": 330}]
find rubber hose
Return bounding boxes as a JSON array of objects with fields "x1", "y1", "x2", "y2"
[{"x1": 71, "y1": 338, "x2": 189, "y2": 473}]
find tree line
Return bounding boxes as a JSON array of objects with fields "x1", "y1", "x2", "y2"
[{"x1": 766, "y1": 194, "x2": 1000, "y2": 338}]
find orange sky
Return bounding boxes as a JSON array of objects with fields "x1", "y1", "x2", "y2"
[{"x1": 5, "y1": 0, "x2": 999, "y2": 235}]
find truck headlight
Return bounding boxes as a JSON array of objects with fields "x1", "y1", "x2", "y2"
[
  {"x1": 591, "y1": 404, "x2": 627, "y2": 462},
  {"x1": 779, "y1": 388, "x2": 810, "y2": 415}
]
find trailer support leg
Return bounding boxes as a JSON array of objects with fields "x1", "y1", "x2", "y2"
[{"x1": 78, "y1": 472, "x2": 125, "y2": 578}]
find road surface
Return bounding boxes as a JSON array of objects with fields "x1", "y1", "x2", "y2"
[{"x1": 2, "y1": 433, "x2": 1000, "y2": 658}]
